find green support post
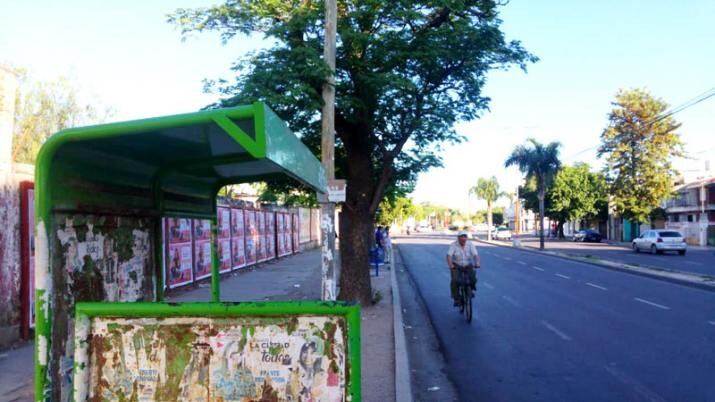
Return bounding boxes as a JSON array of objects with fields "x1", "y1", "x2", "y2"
[{"x1": 211, "y1": 217, "x2": 221, "y2": 302}]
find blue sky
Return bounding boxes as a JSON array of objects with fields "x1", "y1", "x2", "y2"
[{"x1": 2, "y1": 1, "x2": 713, "y2": 211}]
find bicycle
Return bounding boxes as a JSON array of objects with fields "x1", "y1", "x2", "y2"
[{"x1": 455, "y1": 264, "x2": 474, "y2": 323}]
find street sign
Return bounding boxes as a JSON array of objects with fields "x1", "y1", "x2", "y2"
[{"x1": 327, "y1": 179, "x2": 347, "y2": 202}]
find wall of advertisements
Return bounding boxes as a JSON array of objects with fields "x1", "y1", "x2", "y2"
[
  {"x1": 162, "y1": 207, "x2": 305, "y2": 290},
  {"x1": 13, "y1": 201, "x2": 317, "y2": 343}
]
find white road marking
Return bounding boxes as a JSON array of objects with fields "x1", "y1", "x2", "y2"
[
  {"x1": 708, "y1": 321, "x2": 715, "y2": 326},
  {"x1": 532, "y1": 266, "x2": 545, "y2": 271},
  {"x1": 683, "y1": 261, "x2": 703, "y2": 266},
  {"x1": 517, "y1": 261, "x2": 527, "y2": 265},
  {"x1": 604, "y1": 365, "x2": 667, "y2": 402},
  {"x1": 555, "y1": 274, "x2": 571, "y2": 279},
  {"x1": 586, "y1": 282, "x2": 608, "y2": 291},
  {"x1": 504, "y1": 257, "x2": 512, "y2": 261},
  {"x1": 634, "y1": 297, "x2": 670, "y2": 310},
  {"x1": 541, "y1": 320, "x2": 572, "y2": 341},
  {"x1": 483, "y1": 282, "x2": 495, "y2": 290},
  {"x1": 502, "y1": 295, "x2": 522, "y2": 307}
]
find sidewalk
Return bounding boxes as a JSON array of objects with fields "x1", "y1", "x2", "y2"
[{"x1": 0, "y1": 247, "x2": 399, "y2": 402}]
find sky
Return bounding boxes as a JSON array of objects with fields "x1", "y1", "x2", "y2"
[{"x1": 1, "y1": 1, "x2": 714, "y2": 212}]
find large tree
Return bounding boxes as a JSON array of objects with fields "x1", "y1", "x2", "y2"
[
  {"x1": 470, "y1": 176, "x2": 504, "y2": 240},
  {"x1": 12, "y1": 71, "x2": 112, "y2": 163},
  {"x1": 548, "y1": 163, "x2": 608, "y2": 237},
  {"x1": 598, "y1": 88, "x2": 683, "y2": 237},
  {"x1": 170, "y1": 0, "x2": 536, "y2": 303},
  {"x1": 505, "y1": 138, "x2": 561, "y2": 250}
]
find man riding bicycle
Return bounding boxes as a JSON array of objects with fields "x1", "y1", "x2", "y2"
[{"x1": 446, "y1": 231, "x2": 480, "y2": 306}]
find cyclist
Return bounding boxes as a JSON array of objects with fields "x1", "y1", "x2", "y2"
[{"x1": 446, "y1": 231, "x2": 480, "y2": 306}]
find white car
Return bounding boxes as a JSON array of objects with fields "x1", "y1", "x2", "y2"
[
  {"x1": 632, "y1": 230, "x2": 687, "y2": 255},
  {"x1": 495, "y1": 228, "x2": 512, "y2": 241}
]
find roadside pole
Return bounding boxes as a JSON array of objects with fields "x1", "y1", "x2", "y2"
[{"x1": 319, "y1": 0, "x2": 338, "y2": 301}]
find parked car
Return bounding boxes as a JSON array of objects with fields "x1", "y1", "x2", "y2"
[
  {"x1": 573, "y1": 229, "x2": 602, "y2": 243},
  {"x1": 495, "y1": 227, "x2": 512, "y2": 241},
  {"x1": 632, "y1": 230, "x2": 687, "y2": 255}
]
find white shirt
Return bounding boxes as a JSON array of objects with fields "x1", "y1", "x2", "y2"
[{"x1": 447, "y1": 240, "x2": 479, "y2": 267}]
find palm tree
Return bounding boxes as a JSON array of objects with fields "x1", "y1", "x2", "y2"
[
  {"x1": 505, "y1": 139, "x2": 561, "y2": 250},
  {"x1": 470, "y1": 176, "x2": 505, "y2": 241}
]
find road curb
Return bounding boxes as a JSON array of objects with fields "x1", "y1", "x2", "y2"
[
  {"x1": 477, "y1": 238, "x2": 715, "y2": 293},
  {"x1": 390, "y1": 246, "x2": 414, "y2": 402}
]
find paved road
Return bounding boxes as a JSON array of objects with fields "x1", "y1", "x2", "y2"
[
  {"x1": 397, "y1": 236, "x2": 715, "y2": 402},
  {"x1": 494, "y1": 235, "x2": 715, "y2": 276}
]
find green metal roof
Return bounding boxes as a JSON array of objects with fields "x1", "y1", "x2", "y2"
[{"x1": 36, "y1": 102, "x2": 326, "y2": 217}]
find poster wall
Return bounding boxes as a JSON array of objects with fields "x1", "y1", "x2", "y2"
[
  {"x1": 231, "y1": 208, "x2": 246, "y2": 270},
  {"x1": 244, "y1": 210, "x2": 257, "y2": 266},
  {"x1": 285, "y1": 212, "x2": 293, "y2": 255},
  {"x1": 165, "y1": 218, "x2": 194, "y2": 288},
  {"x1": 292, "y1": 213, "x2": 301, "y2": 253},
  {"x1": 257, "y1": 210, "x2": 267, "y2": 262},
  {"x1": 193, "y1": 219, "x2": 212, "y2": 280},
  {"x1": 217, "y1": 207, "x2": 232, "y2": 273},
  {"x1": 265, "y1": 212, "x2": 276, "y2": 260},
  {"x1": 276, "y1": 213, "x2": 285, "y2": 257}
]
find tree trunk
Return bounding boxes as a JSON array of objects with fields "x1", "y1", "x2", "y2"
[
  {"x1": 338, "y1": 204, "x2": 373, "y2": 305},
  {"x1": 557, "y1": 221, "x2": 565, "y2": 239},
  {"x1": 538, "y1": 192, "x2": 545, "y2": 250},
  {"x1": 336, "y1": 139, "x2": 375, "y2": 305},
  {"x1": 487, "y1": 201, "x2": 493, "y2": 241}
]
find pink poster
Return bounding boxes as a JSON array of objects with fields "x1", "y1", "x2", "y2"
[
  {"x1": 231, "y1": 209, "x2": 246, "y2": 270},
  {"x1": 218, "y1": 238, "x2": 232, "y2": 273},
  {"x1": 257, "y1": 211, "x2": 267, "y2": 262},
  {"x1": 276, "y1": 213, "x2": 285, "y2": 257},
  {"x1": 165, "y1": 218, "x2": 194, "y2": 288},
  {"x1": 244, "y1": 210, "x2": 257, "y2": 266},
  {"x1": 218, "y1": 207, "x2": 231, "y2": 239},
  {"x1": 193, "y1": 219, "x2": 212, "y2": 280},
  {"x1": 292, "y1": 213, "x2": 301, "y2": 253},
  {"x1": 265, "y1": 212, "x2": 276, "y2": 260},
  {"x1": 167, "y1": 217, "x2": 191, "y2": 243},
  {"x1": 167, "y1": 242, "x2": 193, "y2": 287}
]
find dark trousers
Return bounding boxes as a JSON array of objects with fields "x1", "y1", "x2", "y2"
[{"x1": 450, "y1": 267, "x2": 477, "y2": 299}]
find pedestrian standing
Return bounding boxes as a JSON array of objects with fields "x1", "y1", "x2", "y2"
[{"x1": 384, "y1": 227, "x2": 392, "y2": 265}]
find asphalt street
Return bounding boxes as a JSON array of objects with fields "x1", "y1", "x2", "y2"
[
  {"x1": 396, "y1": 236, "x2": 715, "y2": 402},
  {"x1": 498, "y1": 236, "x2": 715, "y2": 276}
]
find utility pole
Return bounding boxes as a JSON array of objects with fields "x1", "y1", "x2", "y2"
[{"x1": 320, "y1": 0, "x2": 337, "y2": 301}]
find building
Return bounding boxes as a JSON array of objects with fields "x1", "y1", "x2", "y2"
[{"x1": 665, "y1": 176, "x2": 715, "y2": 246}]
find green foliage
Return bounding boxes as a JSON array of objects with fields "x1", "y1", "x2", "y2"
[
  {"x1": 470, "y1": 176, "x2": 504, "y2": 206},
  {"x1": 506, "y1": 138, "x2": 561, "y2": 247},
  {"x1": 548, "y1": 163, "x2": 608, "y2": 224},
  {"x1": 598, "y1": 88, "x2": 683, "y2": 223},
  {"x1": 505, "y1": 138, "x2": 562, "y2": 199},
  {"x1": 470, "y1": 176, "x2": 505, "y2": 239},
  {"x1": 12, "y1": 71, "x2": 113, "y2": 163},
  {"x1": 168, "y1": 0, "x2": 537, "y2": 214},
  {"x1": 376, "y1": 196, "x2": 417, "y2": 226}
]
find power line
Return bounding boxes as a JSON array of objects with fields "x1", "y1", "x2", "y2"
[{"x1": 646, "y1": 86, "x2": 715, "y2": 127}]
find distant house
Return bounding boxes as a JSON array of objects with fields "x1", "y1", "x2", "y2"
[{"x1": 664, "y1": 176, "x2": 715, "y2": 246}]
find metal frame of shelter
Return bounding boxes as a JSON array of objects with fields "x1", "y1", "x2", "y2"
[{"x1": 33, "y1": 102, "x2": 360, "y2": 401}]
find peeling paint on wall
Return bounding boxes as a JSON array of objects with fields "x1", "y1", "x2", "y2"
[
  {"x1": 76, "y1": 316, "x2": 347, "y2": 402},
  {"x1": 49, "y1": 214, "x2": 156, "y2": 402}
]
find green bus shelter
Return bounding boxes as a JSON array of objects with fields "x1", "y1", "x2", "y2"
[{"x1": 34, "y1": 102, "x2": 360, "y2": 401}]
